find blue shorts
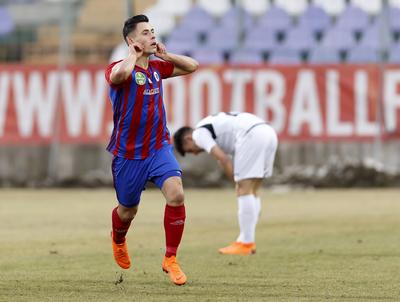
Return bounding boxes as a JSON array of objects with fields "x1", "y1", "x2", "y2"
[{"x1": 111, "y1": 145, "x2": 182, "y2": 207}]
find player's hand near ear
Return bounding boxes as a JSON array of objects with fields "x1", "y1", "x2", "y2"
[{"x1": 110, "y1": 38, "x2": 143, "y2": 85}]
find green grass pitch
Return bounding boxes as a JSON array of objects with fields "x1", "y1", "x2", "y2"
[{"x1": 0, "y1": 188, "x2": 399, "y2": 301}]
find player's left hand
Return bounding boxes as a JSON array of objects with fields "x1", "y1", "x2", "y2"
[{"x1": 155, "y1": 42, "x2": 168, "y2": 59}]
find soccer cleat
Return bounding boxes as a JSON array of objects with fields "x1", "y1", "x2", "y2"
[
  {"x1": 218, "y1": 242, "x2": 256, "y2": 255},
  {"x1": 162, "y1": 255, "x2": 187, "y2": 285},
  {"x1": 111, "y1": 232, "x2": 131, "y2": 269}
]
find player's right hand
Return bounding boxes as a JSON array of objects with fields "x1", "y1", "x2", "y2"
[{"x1": 127, "y1": 38, "x2": 144, "y2": 58}]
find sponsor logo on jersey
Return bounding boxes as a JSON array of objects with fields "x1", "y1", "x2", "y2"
[
  {"x1": 135, "y1": 72, "x2": 146, "y2": 85},
  {"x1": 143, "y1": 87, "x2": 160, "y2": 95}
]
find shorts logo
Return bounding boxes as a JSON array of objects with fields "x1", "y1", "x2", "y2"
[
  {"x1": 170, "y1": 219, "x2": 185, "y2": 225},
  {"x1": 135, "y1": 72, "x2": 146, "y2": 85},
  {"x1": 154, "y1": 71, "x2": 160, "y2": 82}
]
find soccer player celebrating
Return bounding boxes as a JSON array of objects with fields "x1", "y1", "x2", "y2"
[
  {"x1": 105, "y1": 15, "x2": 198, "y2": 285},
  {"x1": 174, "y1": 112, "x2": 278, "y2": 255}
]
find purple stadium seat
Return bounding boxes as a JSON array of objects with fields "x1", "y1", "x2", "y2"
[
  {"x1": 347, "y1": 47, "x2": 380, "y2": 63},
  {"x1": 204, "y1": 27, "x2": 239, "y2": 52},
  {"x1": 388, "y1": 6, "x2": 400, "y2": 32},
  {"x1": 242, "y1": 27, "x2": 279, "y2": 52},
  {"x1": 335, "y1": 5, "x2": 370, "y2": 32},
  {"x1": 178, "y1": 5, "x2": 215, "y2": 34},
  {"x1": 166, "y1": 25, "x2": 200, "y2": 54},
  {"x1": 0, "y1": 7, "x2": 14, "y2": 35},
  {"x1": 297, "y1": 4, "x2": 331, "y2": 33},
  {"x1": 191, "y1": 48, "x2": 224, "y2": 64},
  {"x1": 219, "y1": 6, "x2": 254, "y2": 29},
  {"x1": 268, "y1": 48, "x2": 301, "y2": 65},
  {"x1": 167, "y1": 25, "x2": 200, "y2": 43},
  {"x1": 257, "y1": 6, "x2": 292, "y2": 33},
  {"x1": 388, "y1": 44, "x2": 400, "y2": 63},
  {"x1": 283, "y1": 26, "x2": 317, "y2": 52},
  {"x1": 165, "y1": 41, "x2": 198, "y2": 55},
  {"x1": 321, "y1": 27, "x2": 356, "y2": 51},
  {"x1": 230, "y1": 49, "x2": 264, "y2": 64},
  {"x1": 308, "y1": 47, "x2": 341, "y2": 64},
  {"x1": 359, "y1": 22, "x2": 392, "y2": 51}
]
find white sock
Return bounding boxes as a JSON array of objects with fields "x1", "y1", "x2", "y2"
[
  {"x1": 255, "y1": 196, "x2": 261, "y2": 223},
  {"x1": 236, "y1": 194, "x2": 258, "y2": 244},
  {"x1": 237, "y1": 196, "x2": 262, "y2": 242}
]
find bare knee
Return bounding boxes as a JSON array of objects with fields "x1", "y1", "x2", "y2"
[
  {"x1": 236, "y1": 180, "x2": 254, "y2": 197},
  {"x1": 167, "y1": 188, "x2": 185, "y2": 206},
  {"x1": 162, "y1": 176, "x2": 185, "y2": 206},
  {"x1": 118, "y1": 205, "x2": 138, "y2": 222}
]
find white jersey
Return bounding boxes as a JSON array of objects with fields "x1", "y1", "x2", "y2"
[{"x1": 192, "y1": 112, "x2": 266, "y2": 155}]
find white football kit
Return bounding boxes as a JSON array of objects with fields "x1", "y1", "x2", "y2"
[{"x1": 192, "y1": 112, "x2": 278, "y2": 181}]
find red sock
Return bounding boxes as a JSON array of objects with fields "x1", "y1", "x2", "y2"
[
  {"x1": 112, "y1": 207, "x2": 131, "y2": 244},
  {"x1": 164, "y1": 204, "x2": 186, "y2": 257}
]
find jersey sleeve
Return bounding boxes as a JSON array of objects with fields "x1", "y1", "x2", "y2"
[
  {"x1": 105, "y1": 60, "x2": 131, "y2": 87},
  {"x1": 192, "y1": 128, "x2": 217, "y2": 154},
  {"x1": 150, "y1": 60, "x2": 174, "y2": 79}
]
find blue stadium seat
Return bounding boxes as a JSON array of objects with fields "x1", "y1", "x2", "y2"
[
  {"x1": 242, "y1": 27, "x2": 279, "y2": 52},
  {"x1": 283, "y1": 26, "x2": 317, "y2": 52},
  {"x1": 230, "y1": 49, "x2": 264, "y2": 64},
  {"x1": 308, "y1": 47, "x2": 341, "y2": 64},
  {"x1": 257, "y1": 6, "x2": 292, "y2": 33},
  {"x1": 335, "y1": 5, "x2": 370, "y2": 33},
  {"x1": 321, "y1": 27, "x2": 356, "y2": 51},
  {"x1": 191, "y1": 48, "x2": 224, "y2": 64},
  {"x1": 297, "y1": 4, "x2": 332, "y2": 34},
  {"x1": 268, "y1": 48, "x2": 301, "y2": 65},
  {"x1": 347, "y1": 46, "x2": 381, "y2": 63}
]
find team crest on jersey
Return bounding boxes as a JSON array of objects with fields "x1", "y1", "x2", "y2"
[
  {"x1": 153, "y1": 71, "x2": 160, "y2": 82},
  {"x1": 135, "y1": 72, "x2": 146, "y2": 85}
]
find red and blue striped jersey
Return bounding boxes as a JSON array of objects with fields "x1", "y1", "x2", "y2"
[{"x1": 105, "y1": 59, "x2": 174, "y2": 159}]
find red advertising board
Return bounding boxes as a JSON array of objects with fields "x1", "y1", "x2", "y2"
[{"x1": 0, "y1": 64, "x2": 399, "y2": 144}]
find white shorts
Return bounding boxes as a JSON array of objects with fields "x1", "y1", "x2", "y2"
[{"x1": 233, "y1": 124, "x2": 278, "y2": 182}]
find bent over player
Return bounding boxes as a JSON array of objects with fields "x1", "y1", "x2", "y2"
[
  {"x1": 105, "y1": 15, "x2": 198, "y2": 285},
  {"x1": 174, "y1": 112, "x2": 278, "y2": 255}
]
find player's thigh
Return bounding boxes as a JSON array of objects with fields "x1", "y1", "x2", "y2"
[
  {"x1": 112, "y1": 156, "x2": 149, "y2": 207},
  {"x1": 149, "y1": 145, "x2": 182, "y2": 189},
  {"x1": 234, "y1": 133, "x2": 266, "y2": 182},
  {"x1": 149, "y1": 145, "x2": 184, "y2": 205},
  {"x1": 262, "y1": 126, "x2": 278, "y2": 178},
  {"x1": 236, "y1": 178, "x2": 261, "y2": 196}
]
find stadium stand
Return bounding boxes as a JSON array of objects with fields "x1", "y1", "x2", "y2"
[
  {"x1": 2, "y1": 0, "x2": 400, "y2": 64},
  {"x1": 308, "y1": 47, "x2": 342, "y2": 64}
]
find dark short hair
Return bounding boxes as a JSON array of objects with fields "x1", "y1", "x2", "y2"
[
  {"x1": 123, "y1": 14, "x2": 149, "y2": 43},
  {"x1": 173, "y1": 126, "x2": 193, "y2": 156}
]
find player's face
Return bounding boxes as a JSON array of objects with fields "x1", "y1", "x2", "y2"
[
  {"x1": 131, "y1": 22, "x2": 157, "y2": 55},
  {"x1": 183, "y1": 136, "x2": 203, "y2": 155}
]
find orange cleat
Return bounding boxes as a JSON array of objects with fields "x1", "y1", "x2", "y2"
[
  {"x1": 162, "y1": 256, "x2": 187, "y2": 285},
  {"x1": 111, "y1": 232, "x2": 131, "y2": 269},
  {"x1": 218, "y1": 242, "x2": 256, "y2": 255}
]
